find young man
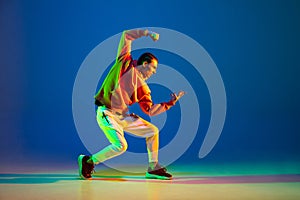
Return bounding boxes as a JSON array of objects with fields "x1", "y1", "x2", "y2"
[{"x1": 78, "y1": 29, "x2": 185, "y2": 180}]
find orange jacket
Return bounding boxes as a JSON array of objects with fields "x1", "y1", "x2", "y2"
[{"x1": 95, "y1": 29, "x2": 173, "y2": 116}]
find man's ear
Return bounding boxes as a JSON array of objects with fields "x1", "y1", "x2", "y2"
[{"x1": 142, "y1": 61, "x2": 148, "y2": 68}]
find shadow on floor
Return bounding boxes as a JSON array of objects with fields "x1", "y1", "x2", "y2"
[
  {"x1": 0, "y1": 174, "x2": 78, "y2": 184},
  {"x1": 0, "y1": 173, "x2": 299, "y2": 184},
  {"x1": 170, "y1": 174, "x2": 300, "y2": 184}
]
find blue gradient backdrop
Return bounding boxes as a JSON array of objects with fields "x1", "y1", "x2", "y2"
[{"x1": 1, "y1": 0, "x2": 299, "y2": 167}]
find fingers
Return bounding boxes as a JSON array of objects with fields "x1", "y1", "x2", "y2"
[
  {"x1": 152, "y1": 33, "x2": 159, "y2": 41},
  {"x1": 177, "y1": 91, "x2": 186, "y2": 98},
  {"x1": 170, "y1": 91, "x2": 185, "y2": 102},
  {"x1": 170, "y1": 93, "x2": 177, "y2": 100},
  {"x1": 149, "y1": 31, "x2": 159, "y2": 41}
]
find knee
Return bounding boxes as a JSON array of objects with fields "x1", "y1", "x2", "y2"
[
  {"x1": 146, "y1": 126, "x2": 159, "y2": 138},
  {"x1": 113, "y1": 141, "x2": 128, "y2": 153},
  {"x1": 151, "y1": 125, "x2": 159, "y2": 136},
  {"x1": 153, "y1": 126, "x2": 159, "y2": 135}
]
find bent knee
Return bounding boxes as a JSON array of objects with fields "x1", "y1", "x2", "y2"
[
  {"x1": 113, "y1": 142, "x2": 128, "y2": 153},
  {"x1": 145, "y1": 126, "x2": 159, "y2": 138},
  {"x1": 151, "y1": 125, "x2": 159, "y2": 135}
]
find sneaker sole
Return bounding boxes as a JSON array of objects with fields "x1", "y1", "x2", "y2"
[
  {"x1": 78, "y1": 155, "x2": 91, "y2": 180},
  {"x1": 145, "y1": 172, "x2": 172, "y2": 180}
]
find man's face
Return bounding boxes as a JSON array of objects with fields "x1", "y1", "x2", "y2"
[{"x1": 140, "y1": 59, "x2": 158, "y2": 80}]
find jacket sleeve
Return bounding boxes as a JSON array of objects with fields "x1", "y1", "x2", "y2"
[
  {"x1": 117, "y1": 29, "x2": 149, "y2": 61},
  {"x1": 138, "y1": 89, "x2": 175, "y2": 116}
]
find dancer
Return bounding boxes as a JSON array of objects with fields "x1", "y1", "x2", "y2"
[{"x1": 78, "y1": 28, "x2": 185, "y2": 180}]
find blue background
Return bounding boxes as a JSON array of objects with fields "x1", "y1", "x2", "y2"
[{"x1": 1, "y1": 0, "x2": 299, "y2": 168}]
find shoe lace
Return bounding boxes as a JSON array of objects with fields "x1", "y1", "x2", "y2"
[{"x1": 154, "y1": 164, "x2": 167, "y2": 172}]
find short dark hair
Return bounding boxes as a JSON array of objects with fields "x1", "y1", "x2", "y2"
[{"x1": 137, "y1": 52, "x2": 158, "y2": 65}]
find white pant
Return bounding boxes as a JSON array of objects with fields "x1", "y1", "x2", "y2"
[{"x1": 91, "y1": 106, "x2": 159, "y2": 164}]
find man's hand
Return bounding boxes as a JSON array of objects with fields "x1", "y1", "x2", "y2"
[
  {"x1": 168, "y1": 91, "x2": 186, "y2": 105},
  {"x1": 148, "y1": 31, "x2": 159, "y2": 41}
]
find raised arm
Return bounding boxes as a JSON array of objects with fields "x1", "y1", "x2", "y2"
[{"x1": 117, "y1": 29, "x2": 159, "y2": 61}]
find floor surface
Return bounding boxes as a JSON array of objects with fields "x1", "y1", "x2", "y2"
[{"x1": 1, "y1": 162, "x2": 300, "y2": 200}]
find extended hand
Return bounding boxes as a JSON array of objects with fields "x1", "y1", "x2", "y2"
[
  {"x1": 170, "y1": 91, "x2": 186, "y2": 104},
  {"x1": 149, "y1": 31, "x2": 159, "y2": 41}
]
